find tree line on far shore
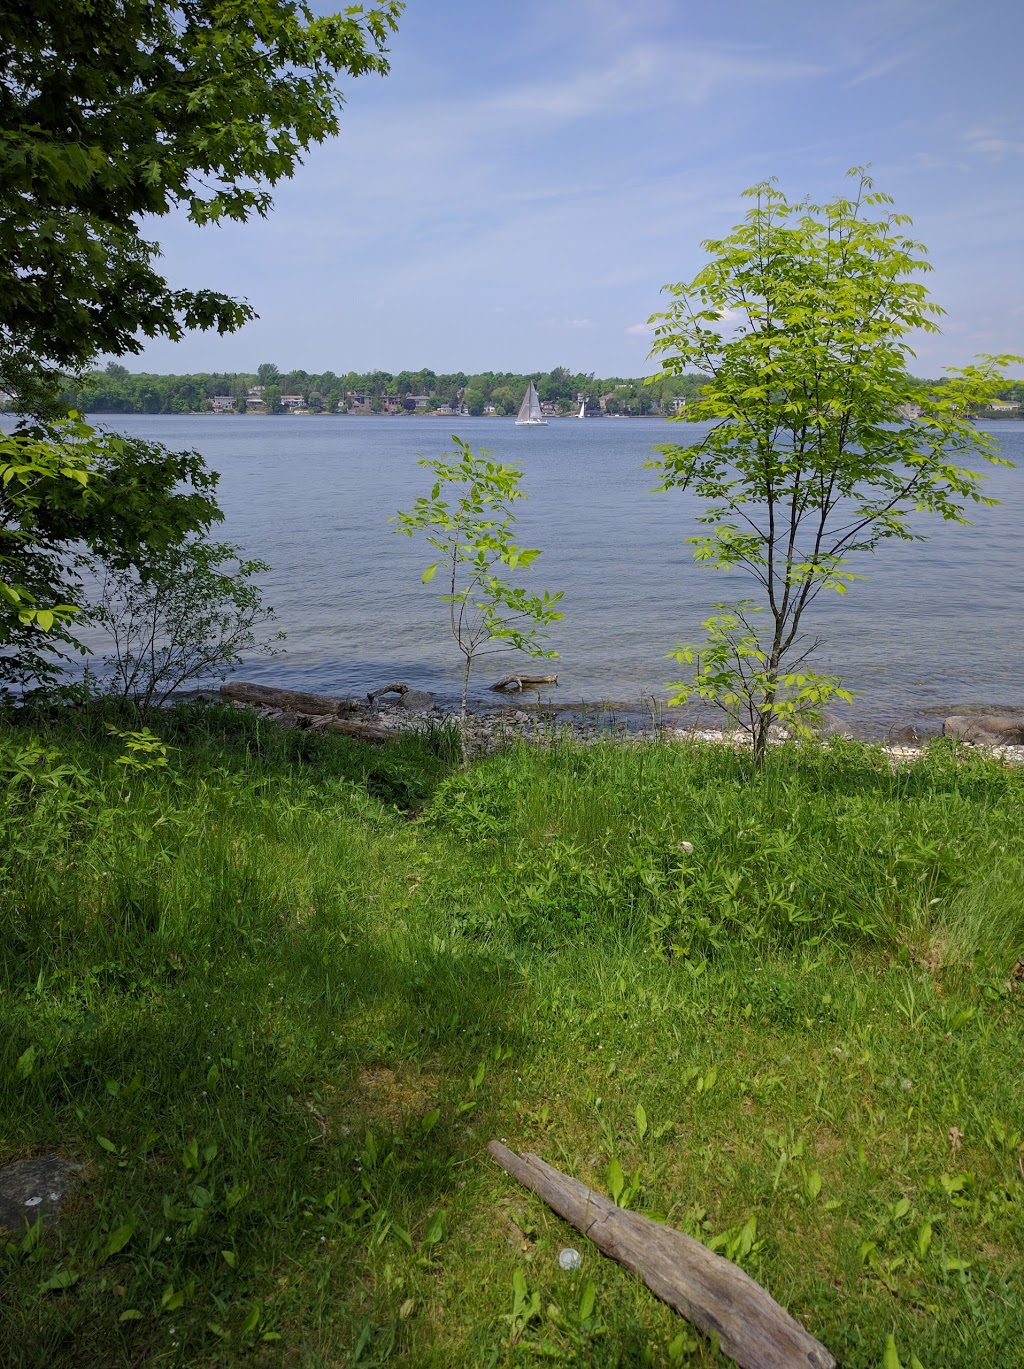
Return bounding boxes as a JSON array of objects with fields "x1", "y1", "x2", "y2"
[
  {"x1": 58, "y1": 363, "x2": 706, "y2": 416},
  {"x1": 56, "y1": 362, "x2": 1024, "y2": 418}
]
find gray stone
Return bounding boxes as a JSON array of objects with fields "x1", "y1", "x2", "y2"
[
  {"x1": 0, "y1": 1154, "x2": 81, "y2": 1233},
  {"x1": 888, "y1": 724, "x2": 923, "y2": 745},
  {"x1": 943, "y1": 714, "x2": 1024, "y2": 746},
  {"x1": 397, "y1": 688, "x2": 433, "y2": 713}
]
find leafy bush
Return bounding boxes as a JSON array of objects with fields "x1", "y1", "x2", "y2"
[{"x1": 90, "y1": 538, "x2": 283, "y2": 709}]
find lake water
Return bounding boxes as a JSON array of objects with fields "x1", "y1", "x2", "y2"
[{"x1": 89, "y1": 414, "x2": 1024, "y2": 736}]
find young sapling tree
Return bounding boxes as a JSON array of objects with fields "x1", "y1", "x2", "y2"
[
  {"x1": 393, "y1": 437, "x2": 563, "y2": 761},
  {"x1": 648, "y1": 169, "x2": 1020, "y2": 765},
  {"x1": 91, "y1": 537, "x2": 283, "y2": 710}
]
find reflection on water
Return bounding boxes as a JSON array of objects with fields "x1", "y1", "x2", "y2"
[{"x1": 84, "y1": 414, "x2": 1023, "y2": 736}]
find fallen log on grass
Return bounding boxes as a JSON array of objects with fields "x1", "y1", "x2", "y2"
[
  {"x1": 489, "y1": 673, "x2": 559, "y2": 692},
  {"x1": 221, "y1": 680, "x2": 349, "y2": 717},
  {"x1": 323, "y1": 718, "x2": 392, "y2": 744},
  {"x1": 487, "y1": 1142, "x2": 835, "y2": 1369}
]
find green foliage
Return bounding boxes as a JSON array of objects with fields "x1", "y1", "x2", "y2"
[
  {"x1": 0, "y1": 0, "x2": 403, "y2": 412},
  {"x1": 669, "y1": 602, "x2": 854, "y2": 741},
  {"x1": 90, "y1": 538, "x2": 283, "y2": 710},
  {"x1": 1, "y1": 712, "x2": 1023, "y2": 1365},
  {"x1": 1, "y1": 420, "x2": 223, "y2": 693},
  {"x1": 393, "y1": 436, "x2": 563, "y2": 759},
  {"x1": 422, "y1": 736, "x2": 1024, "y2": 964},
  {"x1": 648, "y1": 169, "x2": 1022, "y2": 764},
  {"x1": 0, "y1": 417, "x2": 95, "y2": 652}
]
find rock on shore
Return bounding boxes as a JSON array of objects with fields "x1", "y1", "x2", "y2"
[{"x1": 943, "y1": 714, "x2": 1024, "y2": 747}]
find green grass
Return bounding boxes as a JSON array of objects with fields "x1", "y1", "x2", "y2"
[{"x1": 1, "y1": 704, "x2": 1022, "y2": 1367}]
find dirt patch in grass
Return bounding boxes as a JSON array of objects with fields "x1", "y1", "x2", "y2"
[{"x1": 318, "y1": 1065, "x2": 442, "y2": 1137}]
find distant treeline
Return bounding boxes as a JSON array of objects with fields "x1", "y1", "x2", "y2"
[
  {"x1": 59, "y1": 363, "x2": 1024, "y2": 418},
  {"x1": 60, "y1": 364, "x2": 709, "y2": 416}
]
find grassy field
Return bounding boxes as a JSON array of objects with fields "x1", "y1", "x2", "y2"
[{"x1": 1, "y1": 703, "x2": 1022, "y2": 1368}]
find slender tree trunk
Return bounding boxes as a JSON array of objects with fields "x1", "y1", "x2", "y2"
[
  {"x1": 754, "y1": 623, "x2": 785, "y2": 769},
  {"x1": 460, "y1": 653, "x2": 472, "y2": 767}
]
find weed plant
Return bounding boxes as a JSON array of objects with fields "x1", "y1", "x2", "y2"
[{"x1": 1, "y1": 704, "x2": 1022, "y2": 1367}]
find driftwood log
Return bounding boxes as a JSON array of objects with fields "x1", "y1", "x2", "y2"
[
  {"x1": 323, "y1": 718, "x2": 391, "y2": 744},
  {"x1": 366, "y1": 681, "x2": 434, "y2": 712},
  {"x1": 367, "y1": 681, "x2": 412, "y2": 704},
  {"x1": 489, "y1": 673, "x2": 559, "y2": 692},
  {"x1": 221, "y1": 681, "x2": 350, "y2": 717},
  {"x1": 487, "y1": 1142, "x2": 835, "y2": 1369}
]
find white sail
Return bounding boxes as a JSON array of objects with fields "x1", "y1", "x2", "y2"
[
  {"x1": 578, "y1": 396, "x2": 586, "y2": 418},
  {"x1": 515, "y1": 381, "x2": 547, "y2": 425}
]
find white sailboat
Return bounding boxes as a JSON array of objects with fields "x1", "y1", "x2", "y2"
[
  {"x1": 515, "y1": 381, "x2": 547, "y2": 426},
  {"x1": 577, "y1": 396, "x2": 586, "y2": 418}
]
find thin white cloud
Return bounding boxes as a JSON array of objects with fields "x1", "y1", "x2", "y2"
[{"x1": 965, "y1": 135, "x2": 1024, "y2": 159}]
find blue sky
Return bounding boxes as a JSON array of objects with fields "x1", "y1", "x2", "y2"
[{"x1": 132, "y1": 0, "x2": 1023, "y2": 378}]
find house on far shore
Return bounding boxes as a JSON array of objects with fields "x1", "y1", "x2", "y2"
[
  {"x1": 210, "y1": 394, "x2": 235, "y2": 413},
  {"x1": 403, "y1": 394, "x2": 430, "y2": 412},
  {"x1": 245, "y1": 397, "x2": 267, "y2": 414},
  {"x1": 483, "y1": 403, "x2": 498, "y2": 415},
  {"x1": 668, "y1": 397, "x2": 687, "y2": 415},
  {"x1": 280, "y1": 394, "x2": 304, "y2": 411}
]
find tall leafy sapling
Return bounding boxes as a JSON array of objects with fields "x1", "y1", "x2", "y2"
[
  {"x1": 648, "y1": 169, "x2": 1021, "y2": 764},
  {"x1": 394, "y1": 438, "x2": 563, "y2": 762}
]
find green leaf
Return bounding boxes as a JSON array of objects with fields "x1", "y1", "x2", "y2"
[
  {"x1": 421, "y1": 1208, "x2": 446, "y2": 1247},
  {"x1": 421, "y1": 563, "x2": 438, "y2": 584},
  {"x1": 607, "y1": 1158, "x2": 624, "y2": 1205},
  {"x1": 101, "y1": 1224, "x2": 135, "y2": 1259},
  {"x1": 578, "y1": 1280, "x2": 596, "y2": 1322},
  {"x1": 96, "y1": 1136, "x2": 117, "y2": 1153},
  {"x1": 804, "y1": 1168, "x2": 822, "y2": 1201},
  {"x1": 635, "y1": 1104, "x2": 648, "y2": 1141},
  {"x1": 40, "y1": 1269, "x2": 80, "y2": 1291},
  {"x1": 15, "y1": 1046, "x2": 35, "y2": 1079},
  {"x1": 916, "y1": 1222, "x2": 932, "y2": 1258},
  {"x1": 118, "y1": 1309, "x2": 143, "y2": 1322},
  {"x1": 420, "y1": 1107, "x2": 440, "y2": 1135},
  {"x1": 221, "y1": 1249, "x2": 237, "y2": 1269},
  {"x1": 883, "y1": 1333, "x2": 903, "y2": 1369}
]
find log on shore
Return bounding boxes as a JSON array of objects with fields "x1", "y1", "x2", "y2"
[
  {"x1": 366, "y1": 682, "x2": 434, "y2": 711},
  {"x1": 489, "y1": 673, "x2": 559, "y2": 692},
  {"x1": 487, "y1": 1142, "x2": 835, "y2": 1369},
  {"x1": 324, "y1": 718, "x2": 392, "y2": 744},
  {"x1": 367, "y1": 681, "x2": 410, "y2": 704},
  {"x1": 221, "y1": 681, "x2": 349, "y2": 717}
]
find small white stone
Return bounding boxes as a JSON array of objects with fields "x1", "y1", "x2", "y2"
[
  {"x1": 558, "y1": 1247, "x2": 583, "y2": 1271},
  {"x1": 25, "y1": 1195, "x2": 42, "y2": 1206}
]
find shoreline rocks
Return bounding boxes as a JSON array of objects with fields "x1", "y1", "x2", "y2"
[
  {"x1": 943, "y1": 714, "x2": 1024, "y2": 747},
  {"x1": 219, "y1": 682, "x2": 1024, "y2": 765}
]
